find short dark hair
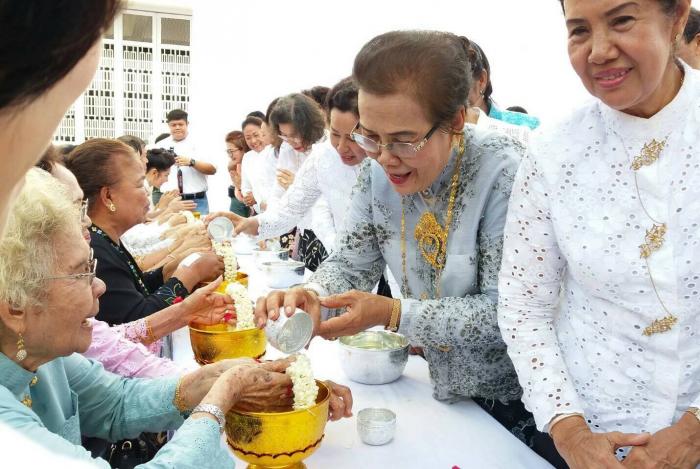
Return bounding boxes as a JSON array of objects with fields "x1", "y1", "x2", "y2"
[
  {"x1": 36, "y1": 145, "x2": 61, "y2": 172},
  {"x1": 353, "y1": 30, "x2": 472, "y2": 131},
  {"x1": 225, "y1": 130, "x2": 250, "y2": 153},
  {"x1": 506, "y1": 105, "x2": 528, "y2": 114},
  {"x1": 325, "y1": 77, "x2": 359, "y2": 119},
  {"x1": 241, "y1": 116, "x2": 264, "y2": 131},
  {"x1": 684, "y1": 7, "x2": 700, "y2": 43},
  {"x1": 65, "y1": 138, "x2": 135, "y2": 210},
  {"x1": 154, "y1": 133, "x2": 170, "y2": 144},
  {"x1": 166, "y1": 109, "x2": 188, "y2": 122},
  {"x1": 0, "y1": 0, "x2": 121, "y2": 110},
  {"x1": 117, "y1": 134, "x2": 145, "y2": 155},
  {"x1": 269, "y1": 93, "x2": 326, "y2": 148},
  {"x1": 558, "y1": 0, "x2": 678, "y2": 15},
  {"x1": 302, "y1": 86, "x2": 330, "y2": 109},
  {"x1": 246, "y1": 111, "x2": 265, "y2": 120},
  {"x1": 146, "y1": 148, "x2": 176, "y2": 172}
]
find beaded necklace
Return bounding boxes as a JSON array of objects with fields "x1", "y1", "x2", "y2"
[{"x1": 90, "y1": 225, "x2": 150, "y2": 295}]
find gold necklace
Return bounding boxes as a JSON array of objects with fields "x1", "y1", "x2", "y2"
[
  {"x1": 401, "y1": 138, "x2": 465, "y2": 299},
  {"x1": 619, "y1": 135, "x2": 678, "y2": 336}
]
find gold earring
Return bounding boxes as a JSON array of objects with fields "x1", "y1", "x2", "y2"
[
  {"x1": 452, "y1": 133, "x2": 466, "y2": 155},
  {"x1": 108, "y1": 202, "x2": 116, "y2": 212},
  {"x1": 16, "y1": 333, "x2": 26, "y2": 362}
]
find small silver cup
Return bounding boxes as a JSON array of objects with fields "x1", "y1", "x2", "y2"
[
  {"x1": 357, "y1": 408, "x2": 396, "y2": 446},
  {"x1": 264, "y1": 307, "x2": 313, "y2": 354}
]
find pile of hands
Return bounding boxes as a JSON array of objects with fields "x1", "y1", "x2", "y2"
[{"x1": 185, "y1": 356, "x2": 354, "y2": 422}]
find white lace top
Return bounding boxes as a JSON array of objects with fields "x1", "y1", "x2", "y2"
[
  {"x1": 241, "y1": 145, "x2": 278, "y2": 213},
  {"x1": 257, "y1": 141, "x2": 362, "y2": 252},
  {"x1": 498, "y1": 64, "x2": 700, "y2": 435},
  {"x1": 268, "y1": 141, "x2": 335, "y2": 243}
]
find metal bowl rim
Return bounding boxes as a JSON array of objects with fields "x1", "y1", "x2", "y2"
[
  {"x1": 189, "y1": 324, "x2": 261, "y2": 335},
  {"x1": 339, "y1": 331, "x2": 410, "y2": 351}
]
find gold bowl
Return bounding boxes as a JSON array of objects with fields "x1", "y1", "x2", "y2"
[
  {"x1": 226, "y1": 380, "x2": 330, "y2": 469},
  {"x1": 190, "y1": 271, "x2": 261, "y2": 364},
  {"x1": 189, "y1": 323, "x2": 266, "y2": 364}
]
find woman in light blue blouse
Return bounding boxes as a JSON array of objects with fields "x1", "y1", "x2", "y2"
[{"x1": 0, "y1": 168, "x2": 298, "y2": 467}]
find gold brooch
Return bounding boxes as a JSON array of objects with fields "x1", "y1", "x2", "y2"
[
  {"x1": 631, "y1": 138, "x2": 667, "y2": 171},
  {"x1": 21, "y1": 395, "x2": 32, "y2": 408},
  {"x1": 639, "y1": 223, "x2": 667, "y2": 259},
  {"x1": 643, "y1": 314, "x2": 678, "y2": 336},
  {"x1": 415, "y1": 212, "x2": 448, "y2": 270}
]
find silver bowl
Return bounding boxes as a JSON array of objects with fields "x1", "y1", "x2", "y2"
[
  {"x1": 357, "y1": 408, "x2": 396, "y2": 445},
  {"x1": 260, "y1": 260, "x2": 305, "y2": 289},
  {"x1": 251, "y1": 247, "x2": 289, "y2": 266},
  {"x1": 231, "y1": 234, "x2": 257, "y2": 255},
  {"x1": 207, "y1": 216, "x2": 234, "y2": 242},
  {"x1": 265, "y1": 307, "x2": 313, "y2": 354},
  {"x1": 338, "y1": 331, "x2": 409, "y2": 384}
]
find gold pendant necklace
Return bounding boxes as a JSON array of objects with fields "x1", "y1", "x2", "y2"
[
  {"x1": 620, "y1": 134, "x2": 677, "y2": 336},
  {"x1": 401, "y1": 138, "x2": 465, "y2": 299}
]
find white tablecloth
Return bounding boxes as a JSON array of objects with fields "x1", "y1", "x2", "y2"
[{"x1": 171, "y1": 255, "x2": 553, "y2": 469}]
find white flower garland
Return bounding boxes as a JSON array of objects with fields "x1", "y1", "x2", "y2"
[
  {"x1": 287, "y1": 354, "x2": 318, "y2": 410},
  {"x1": 213, "y1": 240, "x2": 237, "y2": 282},
  {"x1": 224, "y1": 282, "x2": 255, "y2": 330}
]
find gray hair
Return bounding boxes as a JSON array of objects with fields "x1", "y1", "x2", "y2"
[{"x1": 0, "y1": 168, "x2": 79, "y2": 310}]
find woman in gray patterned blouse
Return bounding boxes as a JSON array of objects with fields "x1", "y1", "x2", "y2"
[{"x1": 254, "y1": 31, "x2": 563, "y2": 465}]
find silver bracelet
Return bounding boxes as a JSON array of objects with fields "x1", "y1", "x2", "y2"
[{"x1": 191, "y1": 403, "x2": 226, "y2": 433}]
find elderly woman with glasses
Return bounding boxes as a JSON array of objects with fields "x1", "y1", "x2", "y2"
[
  {"x1": 0, "y1": 168, "x2": 304, "y2": 467},
  {"x1": 253, "y1": 31, "x2": 564, "y2": 465}
]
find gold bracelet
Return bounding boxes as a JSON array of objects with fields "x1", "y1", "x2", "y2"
[
  {"x1": 144, "y1": 318, "x2": 157, "y2": 345},
  {"x1": 386, "y1": 299, "x2": 401, "y2": 332},
  {"x1": 173, "y1": 376, "x2": 189, "y2": 413}
]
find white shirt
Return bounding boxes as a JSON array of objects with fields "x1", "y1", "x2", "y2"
[
  {"x1": 268, "y1": 141, "x2": 335, "y2": 242},
  {"x1": 240, "y1": 145, "x2": 277, "y2": 213},
  {"x1": 158, "y1": 134, "x2": 209, "y2": 194},
  {"x1": 498, "y1": 64, "x2": 700, "y2": 436},
  {"x1": 257, "y1": 141, "x2": 363, "y2": 252}
]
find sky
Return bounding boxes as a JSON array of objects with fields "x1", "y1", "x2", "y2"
[{"x1": 183, "y1": 0, "x2": 697, "y2": 211}]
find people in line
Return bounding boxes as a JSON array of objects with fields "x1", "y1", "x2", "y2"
[
  {"x1": 498, "y1": 1, "x2": 699, "y2": 468},
  {"x1": 66, "y1": 139, "x2": 223, "y2": 326}
]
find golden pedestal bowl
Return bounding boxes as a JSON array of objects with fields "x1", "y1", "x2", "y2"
[
  {"x1": 189, "y1": 323, "x2": 266, "y2": 364},
  {"x1": 226, "y1": 380, "x2": 330, "y2": 469},
  {"x1": 214, "y1": 272, "x2": 249, "y2": 292}
]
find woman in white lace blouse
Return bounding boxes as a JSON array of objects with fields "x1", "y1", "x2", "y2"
[
  {"x1": 497, "y1": 0, "x2": 700, "y2": 468},
  {"x1": 207, "y1": 77, "x2": 367, "y2": 254}
]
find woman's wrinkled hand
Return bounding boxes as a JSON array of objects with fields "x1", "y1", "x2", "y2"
[
  {"x1": 324, "y1": 380, "x2": 353, "y2": 421},
  {"x1": 317, "y1": 290, "x2": 393, "y2": 339},
  {"x1": 551, "y1": 415, "x2": 649, "y2": 469},
  {"x1": 182, "y1": 276, "x2": 235, "y2": 326},
  {"x1": 622, "y1": 412, "x2": 700, "y2": 468}
]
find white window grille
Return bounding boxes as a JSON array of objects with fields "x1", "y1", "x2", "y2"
[{"x1": 53, "y1": 10, "x2": 190, "y2": 145}]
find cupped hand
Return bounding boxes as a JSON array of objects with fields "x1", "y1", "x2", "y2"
[
  {"x1": 551, "y1": 416, "x2": 649, "y2": 469},
  {"x1": 317, "y1": 290, "x2": 393, "y2": 339},
  {"x1": 167, "y1": 197, "x2": 197, "y2": 213},
  {"x1": 243, "y1": 192, "x2": 256, "y2": 207},
  {"x1": 254, "y1": 287, "x2": 321, "y2": 333},
  {"x1": 276, "y1": 169, "x2": 295, "y2": 190},
  {"x1": 182, "y1": 276, "x2": 235, "y2": 326}
]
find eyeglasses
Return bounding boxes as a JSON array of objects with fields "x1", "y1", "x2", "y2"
[
  {"x1": 79, "y1": 200, "x2": 89, "y2": 224},
  {"x1": 350, "y1": 123, "x2": 439, "y2": 160},
  {"x1": 278, "y1": 134, "x2": 304, "y2": 145},
  {"x1": 226, "y1": 148, "x2": 243, "y2": 156},
  {"x1": 46, "y1": 249, "x2": 98, "y2": 286}
]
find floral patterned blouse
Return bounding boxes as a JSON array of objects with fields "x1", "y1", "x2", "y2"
[{"x1": 307, "y1": 126, "x2": 524, "y2": 402}]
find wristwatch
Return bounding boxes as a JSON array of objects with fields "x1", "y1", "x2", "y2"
[
  {"x1": 192, "y1": 403, "x2": 226, "y2": 433},
  {"x1": 687, "y1": 407, "x2": 700, "y2": 424},
  {"x1": 189, "y1": 158, "x2": 196, "y2": 167}
]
